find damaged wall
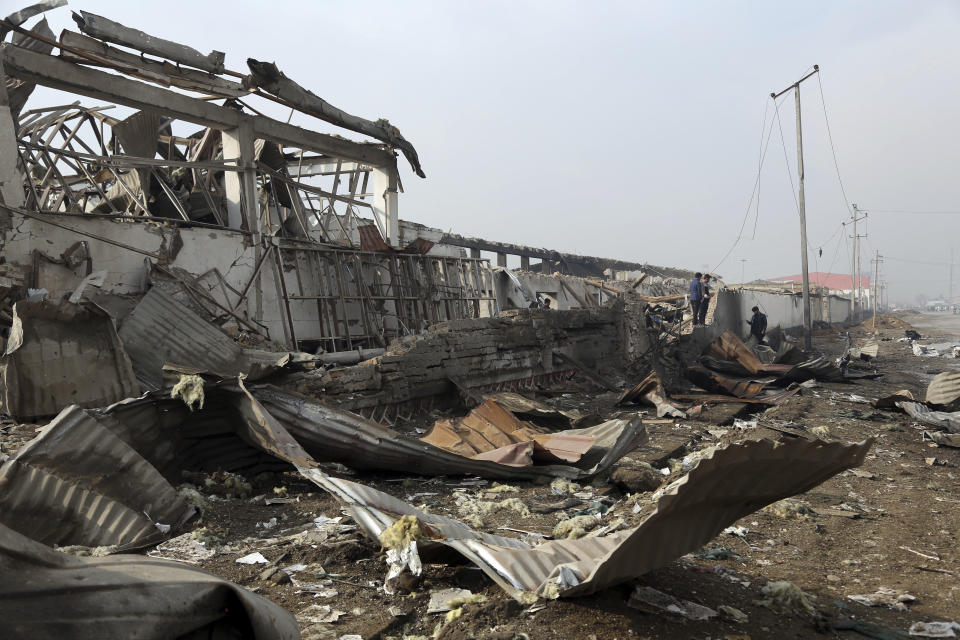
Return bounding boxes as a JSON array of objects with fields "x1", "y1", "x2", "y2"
[{"x1": 294, "y1": 307, "x2": 625, "y2": 421}]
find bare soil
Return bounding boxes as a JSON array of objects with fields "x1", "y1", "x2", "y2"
[{"x1": 5, "y1": 312, "x2": 960, "y2": 640}]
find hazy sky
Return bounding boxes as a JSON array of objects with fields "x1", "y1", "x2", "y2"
[{"x1": 11, "y1": 0, "x2": 960, "y2": 304}]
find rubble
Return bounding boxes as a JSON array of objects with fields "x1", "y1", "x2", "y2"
[{"x1": 0, "y1": 3, "x2": 956, "y2": 638}]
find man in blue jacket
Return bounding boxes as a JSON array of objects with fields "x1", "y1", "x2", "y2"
[{"x1": 689, "y1": 272, "x2": 703, "y2": 326}]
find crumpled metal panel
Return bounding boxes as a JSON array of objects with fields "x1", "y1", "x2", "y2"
[
  {"x1": 118, "y1": 287, "x2": 248, "y2": 390},
  {"x1": 421, "y1": 397, "x2": 595, "y2": 464},
  {"x1": 1, "y1": 298, "x2": 139, "y2": 421},
  {"x1": 702, "y1": 330, "x2": 791, "y2": 375},
  {"x1": 684, "y1": 364, "x2": 770, "y2": 398},
  {"x1": 616, "y1": 371, "x2": 687, "y2": 417},
  {"x1": 925, "y1": 371, "x2": 960, "y2": 410},
  {"x1": 0, "y1": 404, "x2": 194, "y2": 549},
  {"x1": 899, "y1": 401, "x2": 960, "y2": 434},
  {"x1": 295, "y1": 435, "x2": 872, "y2": 600},
  {"x1": 252, "y1": 385, "x2": 646, "y2": 480},
  {"x1": 0, "y1": 522, "x2": 299, "y2": 639}
]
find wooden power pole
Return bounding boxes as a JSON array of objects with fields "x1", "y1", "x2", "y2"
[{"x1": 772, "y1": 65, "x2": 819, "y2": 350}]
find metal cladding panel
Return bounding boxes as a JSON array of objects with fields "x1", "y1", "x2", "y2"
[
  {"x1": 0, "y1": 522, "x2": 299, "y2": 639},
  {"x1": 1, "y1": 298, "x2": 140, "y2": 421},
  {"x1": 118, "y1": 287, "x2": 246, "y2": 390},
  {"x1": 300, "y1": 435, "x2": 871, "y2": 600},
  {"x1": 925, "y1": 371, "x2": 960, "y2": 408},
  {"x1": 252, "y1": 385, "x2": 646, "y2": 481},
  {"x1": 0, "y1": 405, "x2": 193, "y2": 548}
]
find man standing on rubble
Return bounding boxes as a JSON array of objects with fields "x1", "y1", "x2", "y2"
[
  {"x1": 689, "y1": 272, "x2": 703, "y2": 326},
  {"x1": 698, "y1": 274, "x2": 713, "y2": 325},
  {"x1": 747, "y1": 306, "x2": 767, "y2": 343}
]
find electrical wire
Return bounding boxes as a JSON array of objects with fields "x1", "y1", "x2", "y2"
[
  {"x1": 865, "y1": 209, "x2": 960, "y2": 215},
  {"x1": 816, "y1": 72, "x2": 852, "y2": 217},
  {"x1": 710, "y1": 96, "x2": 783, "y2": 274}
]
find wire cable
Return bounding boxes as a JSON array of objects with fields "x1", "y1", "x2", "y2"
[
  {"x1": 711, "y1": 96, "x2": 783, "y2": 274},
  {"x1": 817, "y1": 72, "x2": 853, "y2": 217}
]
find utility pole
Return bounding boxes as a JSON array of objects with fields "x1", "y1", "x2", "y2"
[
  {"x1": 739, "y1": 259, "x2": 748, "y2": 286},
  {"x1": 950, "y1": 249, "x2": 954, "y2": 308},
  {"x1": 772, "y1": 64, "x2": 819, "y2": 350},
  {"x1": 871, "y1": 250, "x2": 884, "y2": 332},
  {"x1": 848, "y1": 204, "x2": 867, "y2": 321}
]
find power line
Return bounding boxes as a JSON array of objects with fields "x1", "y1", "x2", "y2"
[
  {"x1": 885, "y1": 255, "x2": 952, "y2": 267},
  {"x1": 865, "y1": 209, "x2": 960, "y2": 215},
  {"x1": 711, "y1": 95, "x2": 783, "y2": 273},
  {"x1": 816, "y1": 72, "x2": 852, "y2": 217}
]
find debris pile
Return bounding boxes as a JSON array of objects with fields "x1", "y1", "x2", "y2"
[{"x1": 0, "y1": 3, "x2": 955, "y2": 639}]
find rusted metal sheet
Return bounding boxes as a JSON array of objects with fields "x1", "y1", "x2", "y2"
[
  {"x1": 484, "y1": 391, "x2": 581, "y2": 426},
  {"x1": 253, "y1": 385, "x2": 646, "y2": 480},
  {"x1": 0, "y1": 298, "x2": 139, "y2": 420},
  {"x1": 0, "y1": 403, "x2": 194, "y2": 549},
  {"x1": 925, "y1": 371, "x2": 960, "y2": 410},
  {"x1": 0, "y1": 522, "x2": 299, "y2": 639},
  {"x1": 616, "y1": 371, "x2": 686, "y2": 417},
  {"x1": 702, "y1": 330, "x2": 791, "y2": 375},
  {"x1": 684, "y1": 365, "x2": 770, "y2": 399},
  {"x1": 118, "y1": 287, "x2": 248, "y2": 389},
  {"x1": 420, "y1": 398, "x2": 595, "y2": 465},
  {"x1": 358, "y1": 224, "x2": 392, "y2": 252}
]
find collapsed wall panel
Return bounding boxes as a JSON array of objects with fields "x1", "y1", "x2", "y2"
[{"x1": 0, "y1": 298, "x2": 139, "y2": 420}]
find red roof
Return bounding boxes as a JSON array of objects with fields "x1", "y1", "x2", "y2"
[{"x1": 768, "y1": 272, "x2": 869, "y2": 290}]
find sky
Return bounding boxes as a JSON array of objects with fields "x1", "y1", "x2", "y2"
[{"x1": 8, "y1": 0, "x2": 960, "y2": 305}]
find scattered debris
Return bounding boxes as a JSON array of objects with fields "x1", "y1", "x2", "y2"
[
  {"x1": 908, "y1": 621, "x2": 960, "y2": 638},
  {"x1": 849, "y1": 587, "x2": 917, "y2": 611},
  {"x1": 755, "y1": 580, "x2": 816, "y2": 614},
  {"x1": 628, "y1": 585, "x2": 717, "y2": 620},
  {"x1": 236, "y1": 552, "x2": 269, "y2": 564}
]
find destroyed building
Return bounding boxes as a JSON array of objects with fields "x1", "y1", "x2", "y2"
[{"x1": 6, "y1": 4, "x2": 951, "y2": 640}]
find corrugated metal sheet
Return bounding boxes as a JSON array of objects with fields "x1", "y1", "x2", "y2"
[
  {"x1": 252, "y1": 385, "x2": 646, "y2": 480},
  {"x1": 702, "y1": 331, "x2": 791, "y2": 376},
  {"x1": 420, "y1": 398, "x2": 594, "y2": 464},
  {"x1": 224, "y1": 385, "x2": 872, "y2": 600},
  {"x1": 358, "y1": 224, "x2": 392, "y2": 252},
  {"x1": 0, "y1": 404, "x2": 194, "y2": 549},
  {"x1": 0, "y1": 522, "x2": 299, "y2": 639},
  {"x1": 1, "y1": 298, "x2": 139, "y2": 420},
  {"x1": 925, "y1": 371, "x2": 960, "y2": 409},
  {"x1": 297, "y1": 436, "x2": 872, "y2": 600},
  {"x1": 118, "y1": 287, "x2": 247, "y2": 389}
]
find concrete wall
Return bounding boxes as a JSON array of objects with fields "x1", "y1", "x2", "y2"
[
  {"x1": 0, "y1": 212, "x2": 492, "y2": 348},
  {"x1": 291, "y1": 307, "x2": 626, "y2": 420},
  {"x1": 496, "y1": 270, "x2": 613, "y2": 311}
]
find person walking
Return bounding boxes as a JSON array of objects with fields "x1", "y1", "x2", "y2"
[
  {"x1": 746, "y1": 306, "x2": 767, "y2": 343},
  {"x1": 689, "y1": 272, "x2": 703, "y2": 326},
  {"x1": 698, "y1": 274, "x2": 713, "y2": 325}
]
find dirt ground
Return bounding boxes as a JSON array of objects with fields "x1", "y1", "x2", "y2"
[{"x1": 5, "y1": 311, "x2": 960, "y2": 640}]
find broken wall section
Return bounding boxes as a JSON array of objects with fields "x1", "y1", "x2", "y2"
[{"x1": 294, "y1": 307, "x2": 626, "y2": 421}]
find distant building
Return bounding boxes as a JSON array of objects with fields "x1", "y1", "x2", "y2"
[{"x1": 767, "y1": 272, "x2": 870, "y2": 303}]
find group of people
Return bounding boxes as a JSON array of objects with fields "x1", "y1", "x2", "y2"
[
  {"x1": 688, "y1": 272, "x2": 713, "y2": 326},
  {"x1": 689, "y1": 272, "x2": 768, "y2": 342}
]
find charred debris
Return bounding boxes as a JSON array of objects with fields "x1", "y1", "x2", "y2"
[{"x1": 0, "y1": 3, "x2": 900, "y2": 639}]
